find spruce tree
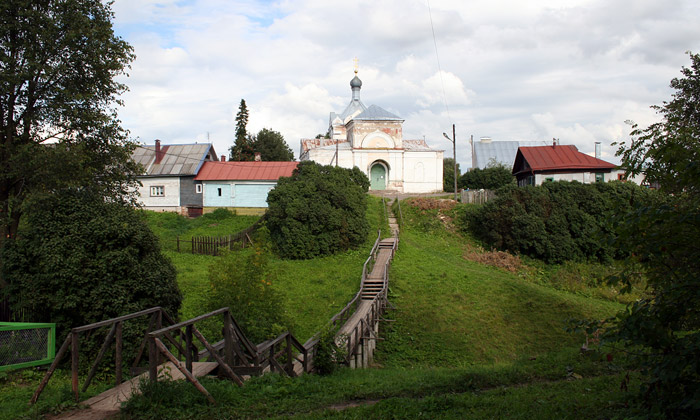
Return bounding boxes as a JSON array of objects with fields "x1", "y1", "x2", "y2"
[{"x1": 229, "y1": 99, "x2": 254, "y2": 161}]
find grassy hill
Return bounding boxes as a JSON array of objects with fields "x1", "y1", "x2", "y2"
[
  {"x1": 147, "y1": 196, "x2": 390, "y2": 341},
  {"x1": 376, "y1": 199, "x2": 621, "y2": 368},
  {"x1": 2, "y1": 197, "x2": 639, "y2": 419},
  {"x1": 118, "y1": 197, "x2": 637, "y2": 419}
]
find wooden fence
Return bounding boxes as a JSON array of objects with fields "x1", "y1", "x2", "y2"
[
  {"x1": 177, "y1": 224, "x2": 257, "y2": 256},
  {"x1": 461, "y1": 189, "x2": 496, "y2": 204}
]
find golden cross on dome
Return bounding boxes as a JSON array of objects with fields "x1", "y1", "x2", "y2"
[{"x1": 353, "y1": 57, "x2": 359, "y2": 74}]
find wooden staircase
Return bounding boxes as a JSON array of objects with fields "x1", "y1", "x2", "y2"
[{"x1": 361, "y1": 239, "x2": 395, "y2": 300}]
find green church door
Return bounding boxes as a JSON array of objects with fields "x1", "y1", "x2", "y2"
[{"x1": 370, "y1": 163, "x2": 386, "y2": 190}]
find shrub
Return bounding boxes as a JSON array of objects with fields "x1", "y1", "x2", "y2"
[
  {"x1": 206, "y1": 245, "x2": 290, "y2": 344},
  {"x1": 1, "y1": 189, "x2": 182, "y2": 343},
  {"x1": 312, "y1": 327, "x2": 347, "y2": 375},
  {"x1": 462, "y1": 181, "x2": 653, "y2": 263},
  {"x1": 460, "y1": 165, "x2": 515, "y2": 190},
  {"x1": 266, "y1": 161, "x2": 370, "y2": 259}
]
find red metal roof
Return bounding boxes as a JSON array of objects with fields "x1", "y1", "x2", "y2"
[
  {"x1": 515, "y1": 145, "x2": 617, "y2": 173},
  {"x1": 194, "y1": 161, "x2": 298, "y2": 181}
]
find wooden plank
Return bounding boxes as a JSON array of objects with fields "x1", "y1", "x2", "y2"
[{"x1": 83, "y1": 361, "x2": 218, "y2": 412}]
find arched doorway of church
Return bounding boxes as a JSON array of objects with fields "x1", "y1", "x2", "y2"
[{"x1": 370, "y1": 162, "x2": 387, "y2": 190}]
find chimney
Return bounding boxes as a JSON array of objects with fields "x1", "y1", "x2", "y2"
[
  {"x1": 220, "y1": 155, "x2": 226, "y2": 162},
  {"x1": 595, "y1": 142, "x2": 601, "y2": 159},
  {"x1": 155, "y1": 139, "x2": 163, "y2": 164},
  {"x1": 552, "y1": 138, "x2": 558, "y2": 146},
  {"x1": 254, "y1": 152, "x2": 262, "y2": 162}
]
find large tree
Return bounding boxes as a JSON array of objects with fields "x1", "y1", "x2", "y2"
[
  {"x1": 609, "y1": 52, "x2": 700, "y2": 417},
  {"x1": 229, "y1": 99, "x2": 254, "y2": 161},
  {"x1": 442, "y1": 158, "x2": 461, "y2": 193},
  {"x1": 1, "y1": 189, "x2": 182, "y2": 336},
  {"x1": 251, "y1": 128, "x2": 294, "y2": 161},
  {"x1": 0, "y1": 0, "x2": 138, "y2": 252}
]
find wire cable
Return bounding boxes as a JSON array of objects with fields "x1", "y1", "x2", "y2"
[{"x1": 427, "y1": 0, "x2": 452, "y2": 123}]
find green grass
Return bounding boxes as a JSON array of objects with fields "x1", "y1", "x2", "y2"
[
  {"x1": 119, "y1": 347, "x2": 639, "y2": 419},
  {"x1": 140, "y1": 208, "x2": 259, "y2": 251},
  {"x1": 376, "y1": 201, "x2": 622, "y2": 368},
  {"x1": 4, "y1": 196, "x2": 642, "y2": 419},
  {"x1": 157, "y1": 195, "x2": 390, "y2": 342}
]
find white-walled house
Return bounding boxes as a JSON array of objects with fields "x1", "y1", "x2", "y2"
[
  {"x1": 300, "y1": 72, "x2": 443, "y2": 193},
  {"x1": 132, "y1": 141, "x2": 218, "y2": 216},
  {"x1": 513, "y1": 144, "x2": 624, "y2": 186},
  {"x1": 194, "y1": 161, "x2": 298, "y2": 215}
]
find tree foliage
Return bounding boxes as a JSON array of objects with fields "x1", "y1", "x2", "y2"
[
  {"x1": 266, "y1": 161, "x2": 370, "y2": 259},
  {"x1": 206, "y1": 244, "x2": 290, "y2": 344},
  {"x1": 0, "y1": 189, "x2": 182, "y2": 337},
  {"x1": 463, "y1": 181, "x2": 652, "y2": 264},
  {"x1": 250, "y1": 128, "x2": 294, "y2": 161},
  {"x1": 0, "y1": 0, "x2": 139, "y2": 251},
  {"x1": 460, "y1": 165, "x2": 515, "y2": 190},
  {"x1": 443, "y1": 158, "x2": 461, "y2": 192},
  {"x1": 230, "y1": 99, "x2": 254, "y2": 161},
  {"x1": 606, "y1": 52, "x2": 700, "y2": 418}
]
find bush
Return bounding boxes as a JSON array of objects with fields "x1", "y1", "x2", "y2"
[
  {"x1": 206, "y1": 245, "x2": 290, "y2": 344},
  {"x1": 460, "y1": 165, "x2": 515, "y2": 190},
  {"x1": 462, "y1": 181, "x2": 654, "y2": 263},
  {"x1": 266, "y1": 161, "x2": 370, "y2": 259},
  {"x1": 1, "y1": 189, "x2": 182, "y2": 342}
]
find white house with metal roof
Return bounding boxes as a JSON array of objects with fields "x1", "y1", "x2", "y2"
[
  {"x1": 131, "y1": 141, "x2": 218, "y2": 216},
  {"x1": 300, "y1": 72, "x2": 443, "y2": 193}
]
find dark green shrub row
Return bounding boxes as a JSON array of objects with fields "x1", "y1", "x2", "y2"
[{"x1": 462, "y1": 181, "x2": 655, "y2": 263}]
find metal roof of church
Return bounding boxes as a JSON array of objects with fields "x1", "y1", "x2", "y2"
[
  {"x1": 195, "y1": 161, "x2": 298, "y2": 181},
  {"x1": 353, "y1": 105, "x2": 403, "y2": 121}
]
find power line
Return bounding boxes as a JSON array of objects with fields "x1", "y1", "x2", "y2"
[{"x1": 427, "y1": 0, "x2": 451, "y2": 123}]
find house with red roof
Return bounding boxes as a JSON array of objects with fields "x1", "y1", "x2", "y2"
[
  {"x1": 194, "y1": 160, "x2": 298, "y2": 215},
  {"x1": 512, "y1": 143, "x2": 624, "y2": 187}
]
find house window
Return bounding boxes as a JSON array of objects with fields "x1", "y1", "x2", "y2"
[
  {"x1": 217, "y1": 188, "x2": 222, "y2": 197},
  {"x1": 545, "y1": 177, "x2": 554, "y2": 182},
  {"x1": 196, "y1": 184, "x2": 203, "y2": 194},
  {"x1": 150, "y1": 186, "x2": 164, "y2": 197},
  {"x1": 595, "y1": 173, "x2": 605, "y2": 183}
]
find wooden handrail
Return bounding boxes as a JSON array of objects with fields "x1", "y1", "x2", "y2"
[{"x1": 71, "y1": 307, "x2": 162, "y2": 333}]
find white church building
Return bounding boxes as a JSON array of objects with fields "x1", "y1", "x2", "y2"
[{"x1": 300, "y1": 72, "x2": 443, "y2": 193}]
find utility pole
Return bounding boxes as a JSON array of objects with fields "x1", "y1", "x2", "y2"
[{"x1": 443, "y1": 124, "x2": 458, "y2": 201}]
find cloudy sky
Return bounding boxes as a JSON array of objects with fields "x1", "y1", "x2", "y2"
[{"x1": 111, "y1": 0, "x2": 700, "y2": 168}]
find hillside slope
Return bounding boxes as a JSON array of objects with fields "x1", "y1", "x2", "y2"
[{"x1": 376, "y1": 199, "x2": 621, "y2": 367}]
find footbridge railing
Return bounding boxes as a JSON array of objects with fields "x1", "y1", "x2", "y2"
[{"x1": 31, "y1": 306, "x2": 178, "y2": 404}]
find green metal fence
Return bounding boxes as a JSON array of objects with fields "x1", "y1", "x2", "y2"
[{"x1": 0, "y1": 322, "x2": 56, "y2": 372}]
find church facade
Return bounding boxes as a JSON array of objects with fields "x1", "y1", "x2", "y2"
[{"x1": 300, "y1": 73, "x2": 443, "y2": 193}]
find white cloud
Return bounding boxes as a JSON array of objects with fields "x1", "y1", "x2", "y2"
[{"x1": 111, "y1": 0, "x2": 700, "y2": 168}]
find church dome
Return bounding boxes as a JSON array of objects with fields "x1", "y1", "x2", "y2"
[{"x1": 350, "y1": 75, "x2": 362, "y2": 88}]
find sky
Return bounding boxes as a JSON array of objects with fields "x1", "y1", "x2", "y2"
[{"x1": 111, "y1": 0, "x2": 700, "y2": 168}]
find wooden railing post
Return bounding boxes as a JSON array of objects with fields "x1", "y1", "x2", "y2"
[
  {"x1": 185, "y1": 325, "x2": 193, "y2": 373},
  {"x1": 285, "y1": 334, "x2": 293, "y2": 376},
  {"x1": 148, "y1": 336, "x2": 158, "y2": 382},
  {"x1": 71, "y1": 332, "x2": 79, "y2": 402},
  {"x1": 224, "y1": 312, "x2": 234, "y2": 367},
  {"x1": 115, "y1": 321, "x2": 122, "y2": 386}
]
